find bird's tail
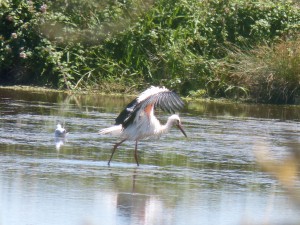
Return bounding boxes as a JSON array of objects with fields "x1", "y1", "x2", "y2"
[{"x1": 99, "y1": 125, "x2": 122, "y2": 135}]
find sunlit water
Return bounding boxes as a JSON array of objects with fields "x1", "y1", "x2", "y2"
[{"x1": 0, "y1": 88, "x2": 300, "y2": 225}]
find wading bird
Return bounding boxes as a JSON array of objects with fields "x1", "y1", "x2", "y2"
[
  {"x1": 54, "y1": 123, "x2": 67, "y2": 151},
  {"x1": 55, "y1": 124, "x2": 67, "y2": 138},
  {"x1": 99, "y1": 86, "x2": 187, "y2": 166}
]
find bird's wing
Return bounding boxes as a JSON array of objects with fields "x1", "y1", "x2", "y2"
[
  {"x1": 120, "y1": 89, "x2": 184, "y2": 128},
  {"x1": 114, "y1": 86, "x2": 162, "y2": 125},
  {"x1": 152, "y1": 91, "x2": 185, "y2": 113},
  {"x1": 115, "y1": 98, "x2": 138, "y2": 125}
]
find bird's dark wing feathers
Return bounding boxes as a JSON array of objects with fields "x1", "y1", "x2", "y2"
[
  {"x1": 114, "y1": 98, "x2": 138, "y2": 125},
  {"x1": 153, "y1": 91, "x2": 184, "y2": 113},
  {"x1": 116, "y1": 90, "x2": 184, "y2": 128}
]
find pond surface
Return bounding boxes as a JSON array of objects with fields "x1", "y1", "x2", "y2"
[{"x1": 0, "y1": 88, "x2": 300, "y2": 225}]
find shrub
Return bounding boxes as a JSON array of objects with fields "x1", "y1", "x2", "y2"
[
  {"x1": 227, "y1": 39, "x2": 300, "y2": 103},
  {"x1": 0, "y1": 0, "x2": 137, "y2": 88},
  {"x1": 98, "y1": 0, "x2": 300, "y2": 95},
  {"x1": 0, "y1": 1, "x2": 75, "y2": 86}
]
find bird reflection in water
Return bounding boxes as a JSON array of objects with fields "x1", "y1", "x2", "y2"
[{"x1": 115, "y1": 169, "x2": 170, "y2": 225}]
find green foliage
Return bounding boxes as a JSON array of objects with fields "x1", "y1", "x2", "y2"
[
  {"x1": 0, "y1": 0, "x2": 300, "y2": 103},
  {"x1": 0, "y1": 0, "x2": 73, "y2": 86}
]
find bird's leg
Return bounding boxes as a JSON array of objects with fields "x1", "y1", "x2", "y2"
[
  {"x1": 134, "y1": 141, "x2": 140, "y2": 166},
  {"x1": 108, "y1": 139, "x2": 126, "y2": 166}
]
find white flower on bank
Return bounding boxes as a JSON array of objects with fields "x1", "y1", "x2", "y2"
[
  {"x1": 40, "y1": 3, "x2": 47, "y2": 13},
  {"x1": 19, "y1": 51, "x2": 27, "y2": 59},
  {"x1": 11, "y1": 33, "x2": 17, "y2": 39}
]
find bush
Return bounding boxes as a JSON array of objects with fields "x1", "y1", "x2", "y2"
[
  {"x1": 0, "y1": 1, "x2": 74, "y2": 86},
  {"x1": 99, "y1": 0, "x2": 300, "y2": 95},
  {"x1": 226, "y1": 39, "x2": 300, "y2": 103},
  {"x1": 0, "y1": 0, "x2": 136, "y2": 89}
]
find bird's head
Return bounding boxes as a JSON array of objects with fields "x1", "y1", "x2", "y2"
[{"x1": 169, "y1": 115, "x2": 187, "y2": 138}]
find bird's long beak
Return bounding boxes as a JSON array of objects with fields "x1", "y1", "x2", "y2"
[{"x1": 177, "y1": 123, "x2": 187, "y2": 138}]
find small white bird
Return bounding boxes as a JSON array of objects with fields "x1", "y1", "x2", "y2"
[
  {"x1": 54, "y1": 124, "x2": 67, "y2": 138},
  {"x1": 99, "y1": 86, "x2": 187, "y2": 166}
]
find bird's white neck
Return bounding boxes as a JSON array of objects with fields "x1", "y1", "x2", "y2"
[{"x1": 159, "y1": 115, "x2": 177, "y2": 134}]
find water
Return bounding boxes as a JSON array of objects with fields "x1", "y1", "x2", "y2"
[{"x1": 0, "y1": 88, "x2": 300, "y2": 225}]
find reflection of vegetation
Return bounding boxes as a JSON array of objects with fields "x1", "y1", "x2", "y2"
[
  {"x1": 1, "y1": 0, "x2": 300, "y2": 103},
  {"x1": 187, "y1": 100, "x2": 300, "y2": 120}
]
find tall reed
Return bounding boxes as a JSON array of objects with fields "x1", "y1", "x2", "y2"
[{"x1": 227, "y1": 39, "x2": 300, "y2": 103}]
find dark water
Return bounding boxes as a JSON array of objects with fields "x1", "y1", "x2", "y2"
[{"x1": 0, "y1": 88, "x2": 300, "y2": 225}]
